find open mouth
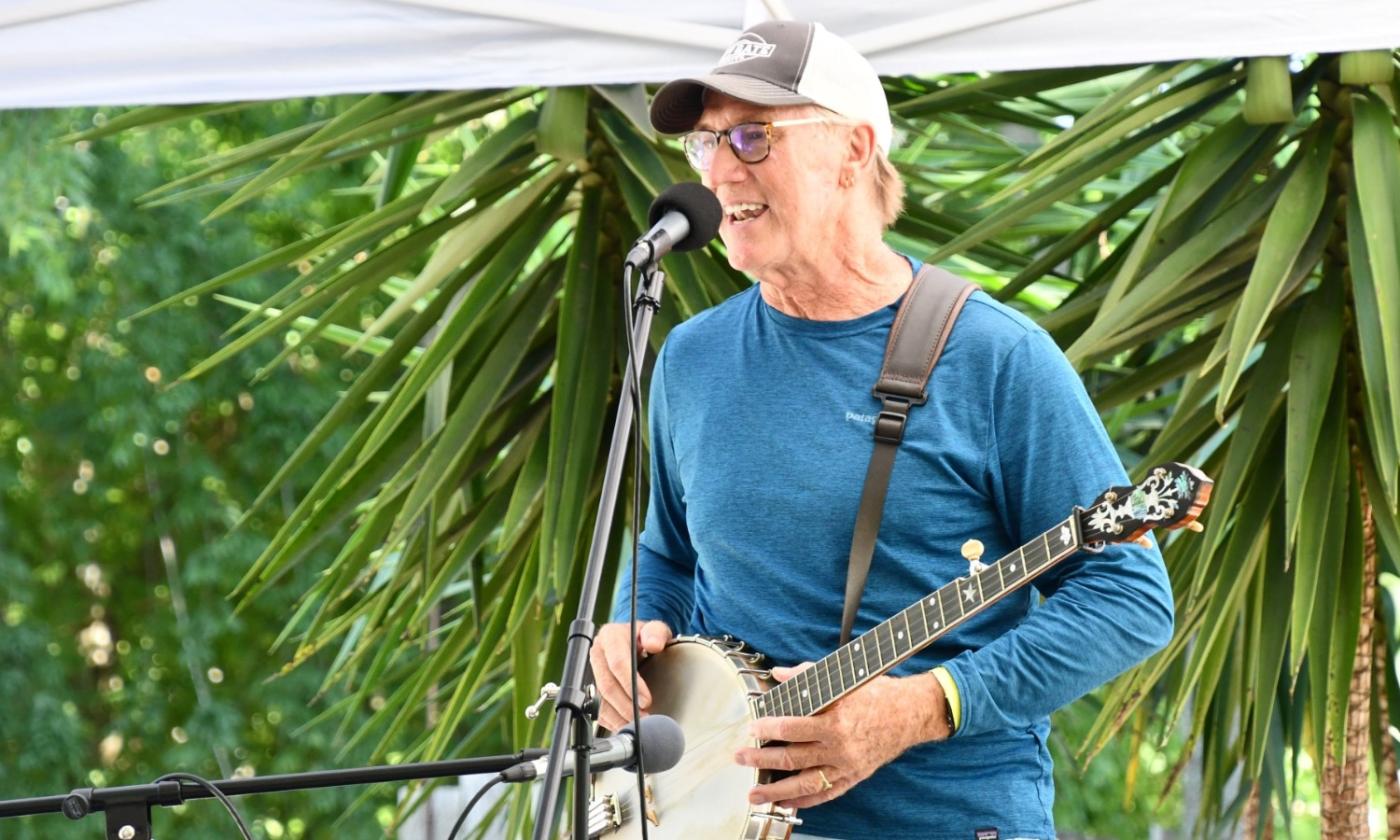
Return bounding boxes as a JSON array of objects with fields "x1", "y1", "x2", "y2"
[{"x1": 724, "y1": 202, "x2": 769, "y2": 225}]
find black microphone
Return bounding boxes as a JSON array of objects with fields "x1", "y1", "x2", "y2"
[
  {"x1": 500, "y1": 715, "x2": 685, "y2": 783},
  {"x1": 624, "y1": 183, "x2": 723, "y2": 268}
]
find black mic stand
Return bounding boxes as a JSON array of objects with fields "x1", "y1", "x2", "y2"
[
  {"x1": 531, "y1": 257, "x2": 667, "y2": 840},
  {"x1": 0, "y1": 749, "x2": 547, "y2": 839}
]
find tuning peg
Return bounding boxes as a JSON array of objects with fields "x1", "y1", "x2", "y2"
[
  {"x1": 1186, "y1": 521, "x2": 1204, "y2": 532},
  {"x1": 961, "y1": 539, "x2": 987, "y2": 574},
  {"x1": 1134, "y1": 535, "x2": 1153, "y2": 548}
]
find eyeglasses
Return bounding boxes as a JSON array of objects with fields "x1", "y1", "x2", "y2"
[{"x1": 680, "y1": 117, "x2": 852, "y2": 172}]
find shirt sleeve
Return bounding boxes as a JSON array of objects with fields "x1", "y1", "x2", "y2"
[
  {"x1": 941, "y1": 329, "x2": 1175, "y2": 739},
  {"x1": 609, "y1": 342, "x2": 697, "y2": 632}
]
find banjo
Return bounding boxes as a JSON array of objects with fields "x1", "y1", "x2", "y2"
[{"x1": 580, "y1": 462, "x2": 1212, "y2": 839}]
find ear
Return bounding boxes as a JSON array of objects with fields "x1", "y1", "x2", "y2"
[{"x1": 839, "y1": 122, "x2": 879, "y2": 186}]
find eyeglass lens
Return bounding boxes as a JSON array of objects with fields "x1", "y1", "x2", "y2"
[{"x1": 684, "y1": 124, "x2": 771, "y2": 171}]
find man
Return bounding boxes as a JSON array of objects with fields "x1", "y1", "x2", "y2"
[{"x1": 590, "y1": 20, "x2": 1174, "y2": 839}]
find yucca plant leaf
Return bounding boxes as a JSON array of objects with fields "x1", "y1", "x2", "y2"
[
  {"x1": 1350, "y1": 92, "x2": 1400, "y2": 510},
  {"x1": 538, "y1": 86, "x2": 590, "y2": 163},
  {"x1": 1067, "y1": 172, "x2": 1287, "y2": 367},
  {"x1": 1289, "y1": 375, "x2": 1347, "y2": 680},
  {"x1": 543, "y1": 183, "x2": 615, "y2": 589},
  {"x1": 205, "y1": 93, "x2": 402, "y2": 221},
  {"x1": 59, "y1": 101, "x2": 251, "y2": 141},
  {"x1": 987, "y1": 64, "x2": 1240, "y2": 207},
  {"x1": 1244, "y1": 57, "x2": 1296, "y2": 125},
  {"x1": 1092, "y1": 330, "x2": 1216, "y2": 411},
  {"x1": 126, "y1": 220, "x2": 349, "y2": 319},
  {"x1": 1198, "y1": 310, "x2": 1292, "y2": 566},
  {"x1": 229, "y1": 257, "x2": 473, "y2": 547},
  {"x1": 211, "y1": 293, "x2": 402, "y2": 359},
  {"x1": 136, "y1": 121, "x2": 324, "y2": 204},
  {"x1": 358, "y1": 193, "x2": 570, "y2": 461},
  {"x1": 892, "y1": 66, "x2": 1129, "y2": 117},
  {"x1": 1326, "y1": 472, "x2": 1368, "y2": 765},
  {"x1": 268, "y1": 91, "x2": 525, "y2": 171},
  {"x1": 427, "y1": 109, "x2": 540, "y2": 210},
  {"x1": 1247, "y1": 517, "x2": 1292, "y2": 777},
  {"x1": 1217, "y1": 121, "x2": 1336, "y2": 414},
  {"x1": 353, "y1": 164, "x2": 570, "y2": 352},
  {"x1": 377, "y1": 129, "x2": 426, "y2": 207},
  {"x1": 1021, "y1": 61, "x2": 1196, "y2": 166},
  {"x1": 593, "y1": 83, "x2": 656, "y2": 141},
  {"x1": 933, "y1": 89, "x2": 1234, "y2": 270},
  {"x1": 1285, "y1": 275, "x2": 1344, "y2": 552},
  {"x1": 1159, "y1": 117, "x2": 1281, "y2": 226},
  {"x1": 393, "y1": 269, "x2": 559, "y2": 541}
]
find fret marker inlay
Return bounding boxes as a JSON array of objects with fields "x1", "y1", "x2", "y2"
[
  {"x1": 963, "y1": 586, "x2": 975, "y2": 602},
  {"x1": 1060, "y1": 525, "x2": 1072, "y2": 545}
]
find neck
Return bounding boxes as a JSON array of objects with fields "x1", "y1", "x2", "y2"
[{"x1": 756, "y1": 234, "x2": 911, "y2": 321}]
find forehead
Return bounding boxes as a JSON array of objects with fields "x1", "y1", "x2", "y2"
[{"x1": 694, "y1": 91, "x2": 808, "y2": 129}]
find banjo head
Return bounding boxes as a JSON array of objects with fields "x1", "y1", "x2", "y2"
[{"x1": 587, "y1": 637, "x2": 795, "y2": 840}]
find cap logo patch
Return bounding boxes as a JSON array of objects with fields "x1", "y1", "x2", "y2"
[{"x1": 718, "y1": 34, "x2": 776, "y2": 66}]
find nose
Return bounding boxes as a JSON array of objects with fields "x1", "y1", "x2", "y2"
[{"x1": 702, "y1": 138, "x2": 747, "y2": 192}]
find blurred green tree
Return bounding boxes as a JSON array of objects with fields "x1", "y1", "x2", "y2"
[{"x1": 0, "y1": 103, "x2": 388, "y2": 839}]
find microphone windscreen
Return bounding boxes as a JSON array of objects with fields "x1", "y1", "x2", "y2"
[
  {"x1": 648, "y1": 183, "x2": 722, "y2": 253},
  {"x1": 621, "y1": 714, "x2": 687, "y2": 773}
]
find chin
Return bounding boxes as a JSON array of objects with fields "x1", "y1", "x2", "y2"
[{"x1": 719, "y1": 234, "x2": 768, "y2": 275}]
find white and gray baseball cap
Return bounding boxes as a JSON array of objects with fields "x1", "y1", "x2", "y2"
[{"x1": 650, "y1": 20, "x2": 894, "y2": 153}]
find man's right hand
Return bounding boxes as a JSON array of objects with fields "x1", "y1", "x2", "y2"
[{"x1": 590, "y1": 620, "x2": 673, "y2": 732}]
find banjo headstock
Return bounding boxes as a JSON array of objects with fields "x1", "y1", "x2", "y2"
[{"x1": 1077, "y1": 462, "x2": 1213, "y2": 546}]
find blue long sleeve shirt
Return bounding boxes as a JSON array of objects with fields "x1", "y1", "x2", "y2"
[{"x1": 610, "y1": 270, "x2": 1174, "y2": 839}]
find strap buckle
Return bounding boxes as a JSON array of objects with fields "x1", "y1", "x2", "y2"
[{"x1": 873, "y1": 394, "x2": 913, "y2": 445}]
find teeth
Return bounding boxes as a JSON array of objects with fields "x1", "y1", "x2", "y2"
[{"x1": 724, "y1": 202, "x2": 768, "y2": 223}]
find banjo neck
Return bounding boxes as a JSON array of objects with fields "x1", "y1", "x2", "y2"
[
  {"x1": 750, "y1": 461, "x2": 1213, "y2": 720},
  {"x1": 752, "y1": 514, "x2": 1085, "y2": 720}
]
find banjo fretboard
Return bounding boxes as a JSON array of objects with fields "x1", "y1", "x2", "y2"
[{"x1": 754, "y1": 515, "x2": 1083, "y2": 719}]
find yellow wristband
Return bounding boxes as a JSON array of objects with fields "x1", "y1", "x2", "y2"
[{"x1": 931, "y1": 667, "x2": 961, "y2": 734}]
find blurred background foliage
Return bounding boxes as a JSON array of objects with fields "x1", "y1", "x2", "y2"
[{"x1": 0, "y1": 102, "x2": 393, "y2": 838}]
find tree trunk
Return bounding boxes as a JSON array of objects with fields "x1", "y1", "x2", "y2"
[
  {"x1": 1375, "y1": 603, "x2": 1400, "y2": 834},
  {"x1": 1320, "y1": 477, "x2": 1377, "y2": 839},
  {"x1": 1241, "y1": 782, "x2": 1274, "y2": 840}
]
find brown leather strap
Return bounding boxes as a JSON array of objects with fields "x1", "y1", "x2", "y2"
[{"x1": 841, "y1": 264, "x2": 976, "y2": 646}]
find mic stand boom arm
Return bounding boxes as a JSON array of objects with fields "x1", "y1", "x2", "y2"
[
  {"x1": 0, "y1": 749, "x2": 548, "y2": 839},
  {"x1": 532, "y1": 261, "x2": 667, "y2": 840}
]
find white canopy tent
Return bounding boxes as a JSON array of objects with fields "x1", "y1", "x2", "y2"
[{"x1": 2, "y1": 0, "x2": 1397, "y2": 110}]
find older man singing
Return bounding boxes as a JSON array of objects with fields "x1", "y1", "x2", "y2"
[{"x1": 591, "y1": 20, "x2": 1174, "y2": 840}]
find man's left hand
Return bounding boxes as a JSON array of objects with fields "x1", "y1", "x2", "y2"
[{"x1": 735, "y1": 664, "x2": 951, "y2": 810}]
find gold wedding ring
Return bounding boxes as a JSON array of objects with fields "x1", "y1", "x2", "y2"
[{"x1": 817, "y1": 769, "x2": 833, "y2": 792}]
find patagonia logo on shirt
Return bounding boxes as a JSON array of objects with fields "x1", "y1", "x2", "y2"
[{"x1": 974, "y1": 830, "x2": 999, "y2": 840}]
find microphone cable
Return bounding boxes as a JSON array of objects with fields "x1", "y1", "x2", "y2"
[
  {"x1": 445, "y1": 774, "x2": 504, "y2": 840},
  {"x1": 154, "y1": 772, "x2": 253, "y2": 840}
]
